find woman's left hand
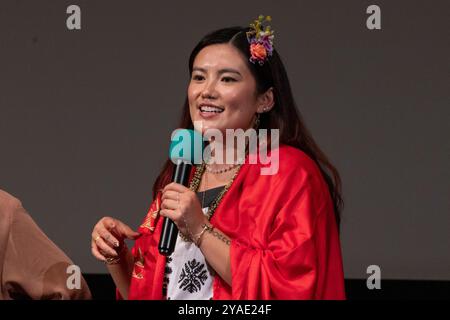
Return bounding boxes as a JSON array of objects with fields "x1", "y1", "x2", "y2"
[{"x1": 160, "y1": 182, "x2": 207, "y2": 240}]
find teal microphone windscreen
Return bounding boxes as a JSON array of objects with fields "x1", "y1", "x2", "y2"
[{"x1": 169, "y1": 129, "x2": 204, "y2": 164}]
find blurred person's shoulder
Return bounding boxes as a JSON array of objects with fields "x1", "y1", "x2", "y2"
[{"x1": 0, "y1": 189, "x2": 24, "y2": 221}]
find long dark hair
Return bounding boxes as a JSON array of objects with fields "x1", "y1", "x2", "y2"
[{"x1": 152, "y1": 26, "x2": 344, "y2": 227}]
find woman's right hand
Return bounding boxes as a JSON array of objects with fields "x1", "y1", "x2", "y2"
[{"x1": 91, "y1": 217, "x2": 140, "y2": 262}]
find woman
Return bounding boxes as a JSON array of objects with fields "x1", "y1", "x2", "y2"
[{"x1": 91, "y1": 16, "x2": 345, "y2": 300}]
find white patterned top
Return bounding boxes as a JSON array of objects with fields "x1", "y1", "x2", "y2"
[{"x1": 162, "y1": 186, "x2": 225, "y2": 300}]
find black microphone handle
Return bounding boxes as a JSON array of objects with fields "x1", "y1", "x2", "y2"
[{"x1": 158, "y1": 161, "x2": 192, "y2": 256}]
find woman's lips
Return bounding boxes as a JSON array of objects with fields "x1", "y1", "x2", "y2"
[
  {"x1": 198, "y1": 105, "x2": 224, "y2": 119},
  {"x1": 199, "y1": 108, "x2": 222, "y2": 119}
]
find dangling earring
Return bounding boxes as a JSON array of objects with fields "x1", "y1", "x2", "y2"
[{"x1": 253, "y1": 113, "x2": 260, "y2": 130}]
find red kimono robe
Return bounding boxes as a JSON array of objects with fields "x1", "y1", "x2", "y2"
[{"x1": 125, "y1": 144, "x2": 346, "y2": 300}]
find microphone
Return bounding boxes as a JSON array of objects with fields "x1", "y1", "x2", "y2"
[{"x1": 158, "y1": 129, "x2": 204, "y2": 256}]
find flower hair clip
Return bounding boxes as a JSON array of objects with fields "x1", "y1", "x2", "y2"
[{"x1": 246, "y1": 15, "x2": 275, "y2": 66}]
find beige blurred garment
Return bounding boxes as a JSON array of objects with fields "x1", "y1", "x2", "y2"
[{"x1": 0, "y1": 189, "x2": 91, "y2": 299}]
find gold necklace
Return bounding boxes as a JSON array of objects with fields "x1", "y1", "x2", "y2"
[
  {"x1": 205, "y1": 163, "x2": 241, "y2": 174},
  {"x1": 201, "y1": 170, "x2": 207, "y2": 209},
  {"x1": 179, "y1": 162, "x2": 242, "y2": 242}
]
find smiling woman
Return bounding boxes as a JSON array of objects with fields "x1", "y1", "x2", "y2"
[
  {"x1": 91, "y1": 15, "x2": 346, "y2": 300},
  {"x1": 189, "y1": 44, "x2": 271, "y2": 134}
]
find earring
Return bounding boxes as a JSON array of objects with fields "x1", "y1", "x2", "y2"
[{"x1": 253, "y1": 113, "x2": 260, "y2": 130}]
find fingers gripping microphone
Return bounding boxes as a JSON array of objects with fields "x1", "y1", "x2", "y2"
[
  {"x1": 158, "y1": 129, "x2": 204, "y2": 256},
  {"x1": 158, "y1": 162, "x2": 190, "y2": 256}
]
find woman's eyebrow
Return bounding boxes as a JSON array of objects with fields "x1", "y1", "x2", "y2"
[
  {"x1": 218, "y1": 68, "x2": 242, "y2": 76},
  {"x1": 192, "y1": 67, "x2": 242, "y2": 76}
]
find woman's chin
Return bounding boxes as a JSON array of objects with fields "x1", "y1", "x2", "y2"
[{"x1": 193, "y1": 119, "x2": 221, "y2": 132}]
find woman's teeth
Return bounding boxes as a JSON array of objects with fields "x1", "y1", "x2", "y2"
[{"x1": 200, "y1": 106, "x2": 224, "y2": 113}]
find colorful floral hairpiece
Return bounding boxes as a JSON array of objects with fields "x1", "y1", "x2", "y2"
[{"x1": 246, "y1": 15, "x2": 275, "y2": 66}]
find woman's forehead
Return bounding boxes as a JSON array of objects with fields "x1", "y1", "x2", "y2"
[{"x1": 193, "y1": 44, "x2": 248, "y2": 72}]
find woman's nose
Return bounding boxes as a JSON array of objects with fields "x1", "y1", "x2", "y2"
[{"x1": 201, "y1": 80, "x2": 218, "y2": 99}]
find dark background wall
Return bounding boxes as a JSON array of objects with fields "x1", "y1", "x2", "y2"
[{"x1": 0, "y1": 0, "x2": 448, "y2": 280}]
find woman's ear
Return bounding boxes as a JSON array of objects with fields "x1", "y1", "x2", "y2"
[{"x1": 256, "y1": 87, "x2": 275, "y2": 113}]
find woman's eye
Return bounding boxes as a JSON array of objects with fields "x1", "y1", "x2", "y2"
[
  {"x1": 222, "y1": 77, "x2": 236, "y2": 83},
  {"x1": 192, "y1": 75, "x2": 204, "y2": 81}
]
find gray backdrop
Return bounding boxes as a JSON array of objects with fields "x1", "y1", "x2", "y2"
[{"x1": 0, "y1": 0, "x2": 448, "y2": 279}]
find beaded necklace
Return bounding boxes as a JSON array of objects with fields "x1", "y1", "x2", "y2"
[{"x1": 179, "y1": 162, "x2": 242, "y2": 242}]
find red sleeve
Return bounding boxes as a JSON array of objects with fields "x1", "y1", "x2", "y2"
[{"x1": 229, "y1": 180, "x2": 345, "y2": 300}]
